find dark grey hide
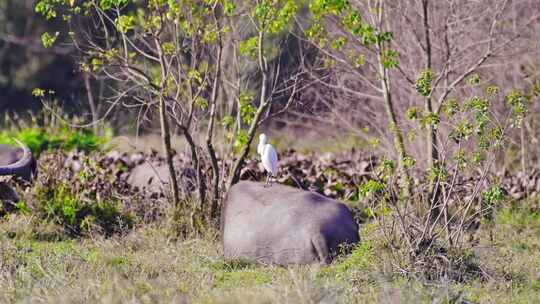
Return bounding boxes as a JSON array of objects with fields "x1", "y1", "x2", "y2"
[
  {"x1": 127, "y1": 162, "x2": 196, "y2": 194},
  {"x1": 221, "y1": 181, "x2": 360, "y2": 265},
  {"x1": 0, "y1": 143, "x2": 36, "y2": 182},
  {"x1": 0, "y1": 142, "x2": 37, "y2": 205}
]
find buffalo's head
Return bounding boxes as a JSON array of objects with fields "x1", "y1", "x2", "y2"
[{"x1": 0, "y1": 140, "x2": 37, "y2": 207}]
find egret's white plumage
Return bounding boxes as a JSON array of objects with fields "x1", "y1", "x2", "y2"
[
  {"x1": 261, "y1": 144, "x2": 278, "y2": 176},
  {"x1": 258, "y1": 133, "x2": 278, "y2": 185},
  {"x1": 257, "y1": 135, "x2": 266, "y2": 155}
]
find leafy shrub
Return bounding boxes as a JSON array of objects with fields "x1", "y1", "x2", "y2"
[
  {"x1": 22, "y1": 152, "x2": 136, "y2": 237},
  {"x1": 0, "y1": 101, "x2": 110, "y2": 155},
  {"x1": 33, "y1": 181, "x2": 132, "y2": 236},
  {"x1": 0, "y1": 126, "x2": 108, "y2": 156}
]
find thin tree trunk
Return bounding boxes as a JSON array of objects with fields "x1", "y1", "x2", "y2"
[
  {"x1": 422, "y1": 0, "x2": 439, "y2": 168},
  {"x1": 183, "y1": 127, "x2": 205, "y2": 207},
  {"x1": 422, "y1": 0, "x2": 442, "y2": 215},
  {"x1": 376, "y1": 45, "x2": 411, "y2": 195},
  {"x1": 206, "y1": 8, "x2": 223, "y2": 219},
  {"x1": 373, "y1": 0, "x2": 411, "y2": 197},
  {"x1": 83, "y1": 73, "x2": 99, "y2": 133},
  {"x1": 521, "y1": 120, "x2": 526, "y2": 174},
  {"x1": 155, "y1": 38, "x2": 181, "y2": 208},
  {"x1": 159, "y1": 97, "x2": 181, "y2": 207},
  {"x1": 227, "y1": 30, "x2": 269, "y2": 189}
]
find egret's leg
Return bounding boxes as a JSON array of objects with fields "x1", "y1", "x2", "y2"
[{"x1": 265, "y1": 173, "x2": 270, "y2": 187}]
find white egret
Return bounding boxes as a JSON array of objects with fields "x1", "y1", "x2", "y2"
[{"x1": 257, "y1": 133, "x2": 278, "y2": 186}]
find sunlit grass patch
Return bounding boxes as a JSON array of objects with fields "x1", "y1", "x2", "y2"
[
  {"x1": 0, "y1": 126, "x2": 109, "y2": 156},
  {"x1": 213, "y1": 268, "x2": 273, "y2": 289},
  {"x1": 457, "y1": 201, "x2": 540, "y2": 303},
  {"x1": 318, "y1": 241, "x2": 376, "y2": 282}
]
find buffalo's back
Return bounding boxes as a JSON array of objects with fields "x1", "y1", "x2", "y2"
[{"x1": 221, "y1": 181, "x2": 359, "y2": 264}]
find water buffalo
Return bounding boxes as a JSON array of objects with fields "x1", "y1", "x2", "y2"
[
  {"x1": 0, "y1": 141, "x2": 37, "y2": 204},
  {"x1": 127, "y1": 162, "x2": 196, "y2": 194},
  {"x1": 0, "y1": 141, "x2": 36, "y2": 182},
  {"x1": 221, "y1": 181, "x2": 360, "y2": 265}
]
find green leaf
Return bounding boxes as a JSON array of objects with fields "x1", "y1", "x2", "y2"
[
  {"x1": 449, "y1": 121, "x2": 474, "y2": 143},
  {"x1": 331, "y1": 36, "x2": 347, "y2": 50},
  {"x1": 406, "y1": 107, "x2": 420, "y2": 120},
  {"x1": 506, "y1": 89, "x2": 528, "y2": 127},
  {"x1": 420, "y1": 112, "x2": 440, "y2": 130},
  {"x1": 223, "y1": 1, "x2": 236, "y2": 16},
  {"x1": 239, "y1": 36, "x2": 258, "y2": 58},
  {"x1": 377, "y1": 31, "x2": 393, "y2": 43},
  {"x1": 415, "y1": 69, "x2": 433, "y2": 97},
  {"x1": 35, "y1": 1, "x2": 58, "y2": 19},
  {"x1": 442, "y1": 98, "x2": 459, "y2": 117},
  {"x1": 239, "y1": 92, "x2": 256, "y2": 125},
  {"x1": 309, "y1": 0, "x2": 349, "y2": 17},
  {"x1": 467, "y1": 73, "x2": 481, "y2": 85},
  {"x1": 32, "y1": 88, "x2": 46, "y2": 98},
  {"x1": 483, "y1": 185, "x2": 505, "y2": 205},
  {"x1": 485, "y1": 85, "x2": 500, "y2": 97},
  {"x1": 381, "y1": 50, "x2": 399, "y2": 69},
  {"x1": 358, "y1": 180, "x2": 385, "y2": 197},
  {"x1": 161, "y1": 42, "x2": 176, "y2": 55},
  {"x1": 195, "y1": 97, "x2": 208, "y2": 110},
  {"x1": 233, "y1": 130, "x2": 249, "y2": 154},
  {"x1": 100, "y1": 0, "x2": 129, "y2": 10},
  {"x1": 41, "y1": 32, "x2": 59, "y2": 48},
  {"x1": 115, "y1": 15, "x2": 135, "y2": 33},
  {"x1": 221, "y1": 116, "x2": 234, "y2": 129}
]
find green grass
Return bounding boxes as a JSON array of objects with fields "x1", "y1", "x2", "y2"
[
  {"x1": 1, "y1": 203, "x2": 540, "y2": 303},
  {"x1": 0, "y1": 126, "x2": 109, "y2": 156},
  {"x1": 31, "y1": 180, "x2": 133, "y2": 236}
]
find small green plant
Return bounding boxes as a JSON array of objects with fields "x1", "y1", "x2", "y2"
[
  {"x1": 318, "y1": 241, "x2": 375, "y2": 283},
  {"x1": 33, "y1": 180, "x2": 133, "y2": 236},
  {"x1": 483, "y1": 185, "x2": 505, "y2": 205},
  {"x1": 333, "y1": 241, "x2": 375, "y2": 273},
  {"x1": 18, "y1": 152, "x2": 137, "y2": 237},
  {"x1": 358, "y1": 180, "x2": 385, "y2": 198}
]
